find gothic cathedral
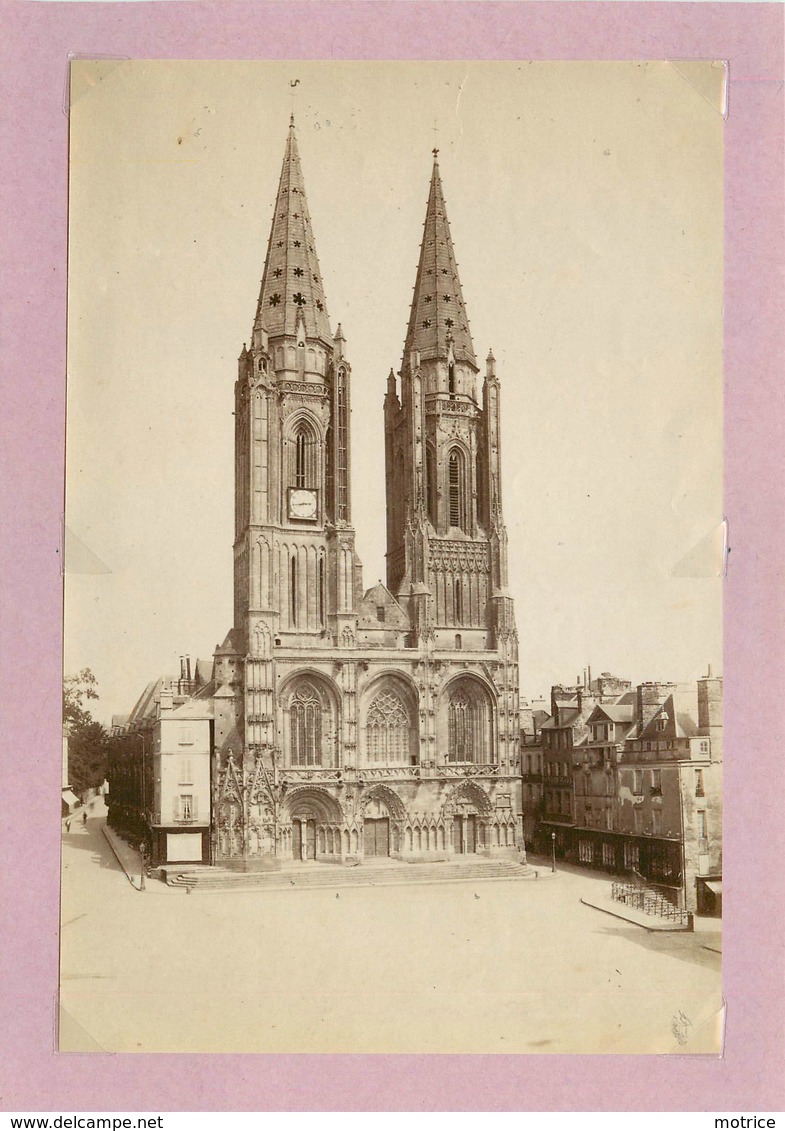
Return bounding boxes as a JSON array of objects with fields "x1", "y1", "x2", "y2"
[{"x1": 212, "y1": 120, "x2": 522, "y2": 867}]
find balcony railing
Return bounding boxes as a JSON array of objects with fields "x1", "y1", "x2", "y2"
[{"x1": 282, "y1": 763, "x2": 504, "y2": 784}]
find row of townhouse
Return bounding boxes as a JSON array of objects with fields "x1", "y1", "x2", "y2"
[
  {"x1": 520, "y1": 670, "x2": 722, "y2": 914},
  {"x1": 108, "y1": 657, "x2": 215, "y2": 866}
]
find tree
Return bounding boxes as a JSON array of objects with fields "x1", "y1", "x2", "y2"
[
  {"x1": 63, "y1": 667, "x2": 99, "y2": 731},
  {"x1": 64, "y1": 669, "x2": 111, "y2": 796}
]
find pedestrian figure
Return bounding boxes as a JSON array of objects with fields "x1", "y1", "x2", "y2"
[
  {"x1": 65, "y1": 818, "x2": 71, "y2": 833},
  {"x1": 82, "y1": 811, "x2": 87, "y2": 826}
]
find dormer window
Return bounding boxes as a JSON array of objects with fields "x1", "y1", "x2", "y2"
[{"x1": 376, "y1": 607, "x2": 386, "y2": 623}]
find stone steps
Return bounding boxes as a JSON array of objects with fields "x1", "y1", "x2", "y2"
[{"x1": 166, "y1": 858, "x2": 536, "y2": 892}]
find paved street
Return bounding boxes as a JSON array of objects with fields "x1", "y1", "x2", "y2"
[{"x1": 60, "y1": 813, "x2": 722, "y2": 1054}]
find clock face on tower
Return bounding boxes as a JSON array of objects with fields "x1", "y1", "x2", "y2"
[{"x1": 288, "y1": 488, "x2": 318, "y2": 521}]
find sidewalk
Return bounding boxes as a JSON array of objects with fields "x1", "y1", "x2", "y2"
[
  {"x1": 101, "y1": 822, "x2": 152, "y2": 892},
  {"x1": 580, "y1": 893, "x2": 692, "y2": 931}
]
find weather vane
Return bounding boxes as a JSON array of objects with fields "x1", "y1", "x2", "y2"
[{"x1": 289, "y1": 78, "x2": 300, "y2": 122}]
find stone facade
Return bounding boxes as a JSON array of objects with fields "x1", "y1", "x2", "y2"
[
  {"x1": 211, "y1": 124, "x2": 522, "y2": 868},
  {"x1": 533, "y1": 674, "x2": 722, "y2": 911}
]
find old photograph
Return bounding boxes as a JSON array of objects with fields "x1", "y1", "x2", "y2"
[{"x1": 61, "y1": 60, "x2": 724, "y2": 1054}]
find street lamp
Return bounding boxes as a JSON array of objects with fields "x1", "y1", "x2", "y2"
[
  {"x1": 551, "y1": 831, "x2": 557, "y2": 873},
  {"x1": 139, "y1": 842, "x2": 147, "y2": 891}
]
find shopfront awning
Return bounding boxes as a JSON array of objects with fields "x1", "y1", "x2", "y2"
[
  {"x1": 704, "y1": 880, "x2": 722, "y2": 894},
  {"x1": 62, "y1": 790, "x2": 80, "y2": 810}
]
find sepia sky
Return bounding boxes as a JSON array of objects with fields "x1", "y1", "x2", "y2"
[{"x1": 65, "y1": 60, "x2": 724, "y2": 722}]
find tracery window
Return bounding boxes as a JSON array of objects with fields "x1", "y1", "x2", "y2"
[
  {"x1": 366, "y1": 690, "x2": 410, "y2": 765},
  {"x1": 448, "y1": 692, "x2": 483, "y2": 763},
  {"x1": 288, "y1": 419, "x2": 320, "y2": 491},
  {"x1": 290, "y1": 681, "x2": 322, "y2": 766}
]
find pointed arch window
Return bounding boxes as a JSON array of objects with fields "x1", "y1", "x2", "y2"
[
  {"x1": 295, "y1": 431, "x2": 307, "y2": 488},
  {"x1": 454, "y1": 579, "x2": 464, "y2": 623},
  {"x1": 448, "y1": 693, "x2": 481, "y2": 763},
  {"x1": 447, "y1": 682, "x2": 492, "y2": 764},
  {"x1": 426, "y1": 445, "x2": 437, "y2": 526},
  {"x1": 290, "y1": 555, "x2": 298, "y2": 627},
  {"x1": 290, "y1": 682, "x2": 322, "y2": 766},
  {"x1": 366, "y1": 689, "x2": 411, "y2": 766},
  {"x1": 288, "y1": 418, "x2": 320, "y2": 494},
  {"x1": 448, "y1": 448, "x2": 467, "y2": 531}
]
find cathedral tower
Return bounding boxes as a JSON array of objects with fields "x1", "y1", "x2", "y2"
[
  {"x1": 212, "y1": 119, "x2": 363, "y2": 866},
  {"x1": 384, "y1": 150, "x2": 517, "y2": 660}
]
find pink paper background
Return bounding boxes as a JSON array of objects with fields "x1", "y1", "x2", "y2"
[{"x1": 1, "y1": 0, "x2": 783, "y2": 1112}]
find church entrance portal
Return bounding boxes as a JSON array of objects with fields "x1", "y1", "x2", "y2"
[
  {"x1": 292, "y1": 817, "x2": 317, "y2": 861},
  {"x1": 453, "y1": 813, "x2": 477, "y2": 854},
  {"x1": 362, "y1": 795, "x2": 395, "y2": 858},
  {"x1": 363, "y1": 818, "x2": 390, "y2": 858}
]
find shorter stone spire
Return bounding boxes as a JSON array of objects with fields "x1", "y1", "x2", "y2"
[{"x1": 401, "y1": 151, "x2": 477, "y2": 370}]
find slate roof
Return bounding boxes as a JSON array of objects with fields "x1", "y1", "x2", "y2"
[
  {"x1": 540, "y1": 708, "x2": 581, "y2": 730},
  {"x1": 194, "y1": 658, "x2": 214, "y2": 687},
  {"x1": 253, "y1": 117, "x2": 332, "y2": 348},
  {"x1": 639, "y1": 691, "x2": 700, "y2": 740},
  {"x1": 593, "y1": 704, "x2": 636, "y2": 724},
  {"x1": 358, "y1": 582, "x2": 411, "y2": 629},
  {"x1": 127, "y1": 677, "x2": 178, "y2": 728},
  {"x1": 402, "y1": 152, "x2": 477, "y2": 370},
  {"x1": 170, "y1": 699, "x2": 214, "y2": 721}
]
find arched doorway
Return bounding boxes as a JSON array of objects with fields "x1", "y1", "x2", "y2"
[
  {"x1": 363, "y1": 796, "x2": 391, "y2": 858},
  {"x1": 444, "y1": 781, "x2": 494, "y2": 856},
  {"x1": 358, "y1": 785, "x2": 407, "y2": 859},
  {"x1": 291, "y1": 803, "x2": 319, "y2": 861},
  {"x1": 284, "y1": 788, "x2": 344, "y2": 864}
]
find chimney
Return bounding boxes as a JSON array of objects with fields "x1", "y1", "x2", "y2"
[
  {"x1": 179, "y1": 655, "x2": 186, "y2": 681},
  {"x1": 697, "y1": 674, "x2": 723, "y2": 748},
  {"x1": 186, "y1": 655, "x2": 192, "y2": 682},
  {"x1": 159, "y1": 683, "x2": 173, "y2": 715},
  {"x1": 588, "y1": 664, "x2": 592, "y2": 688}
]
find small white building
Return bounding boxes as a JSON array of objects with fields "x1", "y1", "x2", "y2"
[{"x1": 152, "y1": 688, "x2": 213, "y2": 865}]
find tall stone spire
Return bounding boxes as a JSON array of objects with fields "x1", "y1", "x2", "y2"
[
  {"x1": 254, "y1": 116, "x2": 333, "y2": 347},
  {"x1": 402, "y1": 150, "x2": 477, "y2": 370}
]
